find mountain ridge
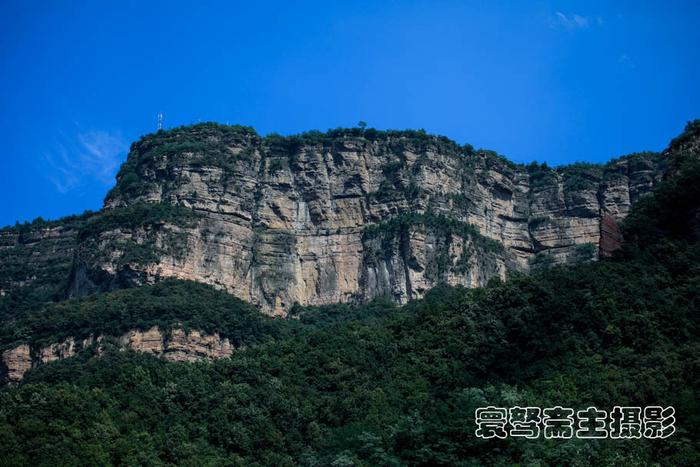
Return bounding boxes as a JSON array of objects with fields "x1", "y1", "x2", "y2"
[{"x1": 3, "y1": 122, "x2": 693, "y2": 316}]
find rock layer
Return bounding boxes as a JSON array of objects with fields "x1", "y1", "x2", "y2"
[
  {"x1": 69, "y1": 126, "x2": 665, "y2": 314},
  {"x1": 1, "y1": 345, "x2": 32, "y2": 382},
  {"x1": 0, "y1": 327, "x2": 233, "y2": 382},
  {"x1": 119, "y1": 326, "x2": 233, "y2": 361}
]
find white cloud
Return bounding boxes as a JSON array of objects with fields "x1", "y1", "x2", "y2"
[
  {"x1": 45, "y1": 129, "x2": 127, "y2": 193},
  {"x1": 618, "y1": 54, "x2": 635, "y2": 69},
  {"x1": 553, "y1": 12, "x2": 591, "y2": 30}
]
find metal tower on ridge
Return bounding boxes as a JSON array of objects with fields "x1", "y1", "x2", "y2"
[{"x1": 157, "y1": 112, "x2": 163, "y2": 130}]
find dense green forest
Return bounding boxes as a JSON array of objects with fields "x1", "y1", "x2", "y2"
[
  {"x1": 0, "y1": 280, "x2": 289, "y2": 352},
  {"x1": 1, "y1": 133, "x2": 699, "y2": 465}
]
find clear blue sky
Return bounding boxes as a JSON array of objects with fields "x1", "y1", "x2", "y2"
[{"x1": 1, "y1": 0, "x2": 698, "y2": 226}]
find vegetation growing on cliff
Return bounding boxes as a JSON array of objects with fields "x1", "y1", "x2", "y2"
[
  {"x1": 104, "y1": 121, "x2": 673, "y2": 227},
  {"x1": 363, "y1": 212, "x2": 504, "y2": 253},
  {"x1": 526, "y1": 151, "x2": 665, "y2": 192},
  {"x1": 0, "y1": 146, "x2": 699, "y2": 466},
  {"x1": 1, "y1": 123, "x2": 698, "y2": 465},
  {"x1": 107, "y1": 123, "x2": 260, "y2": 201},
  {"x1": 75, "y1": 202, "x2": 201, "y2": 269},
  {"x1": 78, "y1": 203, "x2": 200, "y2": 241},
  {"x1": 2, "y1": 208, "x2": 698, "y2": 464},
  {"x1": 622, "y1": 152, "x2": 700, "y2": 247},
  {"x1": 527, "y1": 161, "x2": 558, "y2": 189},
  {"x1": 0, "y1": 212, "x2": 93, "y2": 326},
  {"x1": 108, "y1": 122, "x2": 493, "y2": 206},
  {"x1": 670, "y1": 119, "x2": 700, "y2": 150},
  {"x1": 0, "y1": 279, "x2": 286, "y2": 352}
]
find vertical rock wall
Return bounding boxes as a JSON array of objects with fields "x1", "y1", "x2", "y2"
[{"x1": 70, "y1": 127, "x2": 662, "y2": 314}]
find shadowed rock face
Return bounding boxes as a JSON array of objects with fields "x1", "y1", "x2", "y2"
[
  {"x1": 600, "y1": 212, "x2": 624, "y2": 257},
  {"x1": 60, "y1": 125, "x2": 665, "y2": 315},
  {"x1": 0, "y1": 327, "x2": 233, "y2": 382},
  {"x1": 0, "y1": 217, "x2": 86, "y2": 307}
]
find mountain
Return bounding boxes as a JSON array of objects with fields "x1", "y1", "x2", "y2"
[
  {"x1": 0, "y1": 121, "x2": 698, "y2": 466},
  {"x1": 1, "y1": 124, "x2": 671, "y2": 318}
]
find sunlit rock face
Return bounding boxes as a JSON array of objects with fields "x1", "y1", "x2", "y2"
[
  {"x1": 1, "y1": 345, "x2": 32, "y2": 382},
  {"x1": 119, "y1": 327, "x2": 233, "y2": 362},
  {"x1": 61, "y1": 125, "x2": 666, "y2": 315},
  {"x1": 0, "y1": 327, "x2": 233, "y2": 382}
]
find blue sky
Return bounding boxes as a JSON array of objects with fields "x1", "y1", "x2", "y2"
[{"x1": 1, "y1": 0, "x2": 698, "y2": 226}]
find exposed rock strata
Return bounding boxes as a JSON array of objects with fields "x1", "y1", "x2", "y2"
[
  {"x1": 3, "y1": 125, "x2": 691, "y2": 316},
  {"x1": 1, "y1": 345, "x2": 32, "y2": 382},
  {"x1": 0, "y1": 327, "x2": 233, "y2": 382},
  {"x1": 119, "y1": 326, "x2": 233, "y2": 361},
  {"x1": 69, "y1": 126, "x2": 665, "y2": 314}
]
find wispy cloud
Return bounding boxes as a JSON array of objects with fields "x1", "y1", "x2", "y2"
[
  {"x1": 45, "y1": 129, "x2": 127, "y2": 194},
  {"x1": 618, "y1": 54, "x2": 635, "y2": 69},
  {"x1": 552, "y1": 12, "x2": 591, "y2": 30}
]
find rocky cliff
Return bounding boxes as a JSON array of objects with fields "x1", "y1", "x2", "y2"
[
  {"x1": 65, "y1": 125, "x2": 666, "y2": 314},
  {"x1": 2, "y1": 124, "x2": 688, "y2": 317},
  {"x1": 0, "y1": 214, "x2": 86, "y2": 318},
  {"x1": 0, "y1": 327, "x2": 233, "y2": 382}
]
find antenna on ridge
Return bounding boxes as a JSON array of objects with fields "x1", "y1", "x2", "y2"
[{"x1": 157, "y1": 112, "x2": 164, "y2": 130}]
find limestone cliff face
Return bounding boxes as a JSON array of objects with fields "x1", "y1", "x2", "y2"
[
  {"x1": 0, "y1": 327, "x2": 233, "y2": 382},
  {"x1": 118, "y1": 326, "x2": 233, "y2": 362},
  {"x1": 1, "y1": 345, "x2": 32, "y2": 382},
  {"x1": 61, "y1": 125, "x2": 666, "y2": 315}
]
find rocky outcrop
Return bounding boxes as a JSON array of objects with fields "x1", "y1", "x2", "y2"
[
  {"x1": 5, "y1": 124, "x2": 694, "y2": 317},
  {"x1": 39, "y1": 337, "x2": 79, "y2": 364},
  {"x1": 65, "y1": 125, "x2": 667, "y2": 315},
  {"x1": 0, "y1": 327, "x2": 233, "y2": 383},
  {"x1": 119, "y1": 326, "x2": 232, "y2": 362},
  {"x1": 1, "y1": 345, "x2": 32, "y2": 382}
]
